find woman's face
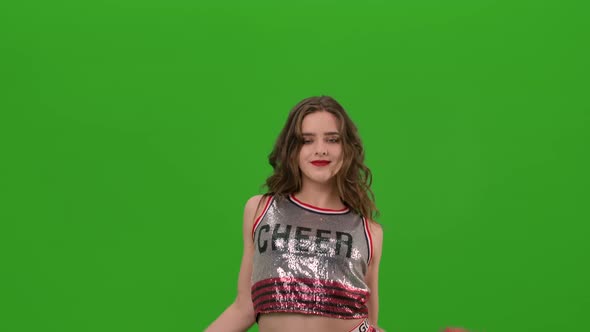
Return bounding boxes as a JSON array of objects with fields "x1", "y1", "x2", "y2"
[{"x1": 298, "y1": 111, "x2": 344, "y2": 186}]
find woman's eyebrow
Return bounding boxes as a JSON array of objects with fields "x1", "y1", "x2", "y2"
[{"x1": 302, "y1": 132, "x2": 340, "y2": 136}]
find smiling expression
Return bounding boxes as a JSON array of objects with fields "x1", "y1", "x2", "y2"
[{"x1": 298, "y1": 111, "x2": 343, "y2": 186}]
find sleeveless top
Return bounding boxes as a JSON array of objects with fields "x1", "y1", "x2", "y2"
[{"x1": 251, "y1": 194, "x2": 374, "y2": 320}]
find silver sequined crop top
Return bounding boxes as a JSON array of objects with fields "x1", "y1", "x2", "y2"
[{"x1": 251, "y1": 194, "x2": 374, "y2": 320}]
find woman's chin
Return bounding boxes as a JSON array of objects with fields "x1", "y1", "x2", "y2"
[{"x1": 307, "y1": 176, "x2": 336, "y2": 185}]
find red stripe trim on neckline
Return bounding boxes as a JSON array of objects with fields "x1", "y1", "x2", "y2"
[{"x1": 289, "y1": 194, "x2": 350, "y2": 214}]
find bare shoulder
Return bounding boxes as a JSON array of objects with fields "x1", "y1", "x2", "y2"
[
  {"x1": 367, "y1": 219, "x2": 383, "y2": 241},
  {"x1": 367, "y1": 219, "x2": 384, "y2": 257},
  {"x1": 243, "y1": 194, "x2": 269, "y2": 228},
  {"x1": 244, "y1": 194, "x2": 264, "y2": 212}
]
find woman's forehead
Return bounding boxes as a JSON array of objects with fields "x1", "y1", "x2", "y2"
[{"x1": 301, "y1": 111, "x2": 340, "y2": 133}]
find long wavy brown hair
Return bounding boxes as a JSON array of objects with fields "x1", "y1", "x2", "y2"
[{"x1": 262, "y1": 96, "x2": 379, "y2": 220}]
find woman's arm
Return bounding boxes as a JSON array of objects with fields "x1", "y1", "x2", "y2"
[
  {"x1": 366, "y1": 220, "x2": 384, "y2": 330},
  {"x1": 205, "y1": 195, "x2": 265, "y2": 332}
]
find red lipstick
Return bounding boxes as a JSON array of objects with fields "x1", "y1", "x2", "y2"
[{"x1": 311, "y1": 160, "x2": 330, "y2": 166}]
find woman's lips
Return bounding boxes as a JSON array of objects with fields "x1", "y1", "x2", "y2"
[{"x1": 311, "y1": 160, "x2": 331, "y2": 166}]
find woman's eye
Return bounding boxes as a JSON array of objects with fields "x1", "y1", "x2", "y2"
[
  {"x1": 303, "y1": 139, "x2": 313, "y2": 144},
  {"x1": 327, "y1": 137, "x2": 340, "y2": 143}
]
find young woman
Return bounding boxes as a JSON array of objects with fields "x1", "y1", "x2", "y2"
[{"x1": 206, "y1": 96, "x2": 384, "y2": 332}]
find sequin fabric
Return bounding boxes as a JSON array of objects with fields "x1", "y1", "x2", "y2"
[{"x1": 251, "y1": 195, "x2": 372, "y2": 319}]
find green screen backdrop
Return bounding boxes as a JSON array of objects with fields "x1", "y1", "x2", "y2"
[{"x1": 1, "y1": 1, "x2": 588, "y2": 331}]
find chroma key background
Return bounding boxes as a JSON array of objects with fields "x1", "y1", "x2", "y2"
[{"x1": 1, "y1": 0, "x2": 588, "y2": 331}]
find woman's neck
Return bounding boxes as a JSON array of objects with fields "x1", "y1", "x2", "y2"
[{"x1": 294, "y1": 182, "x2": 344, "y2": 210}]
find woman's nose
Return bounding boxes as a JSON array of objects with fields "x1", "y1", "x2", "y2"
[{"x1": 315, "y1": 144, "x2": 327, "y2": 156}]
